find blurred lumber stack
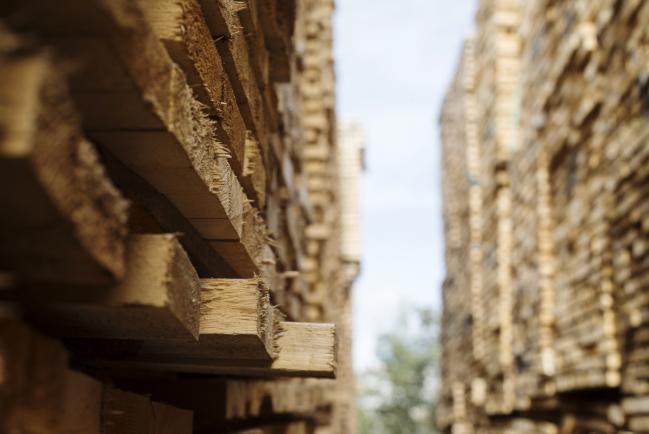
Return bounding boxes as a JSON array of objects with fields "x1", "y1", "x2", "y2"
[
  {"x1": 441, "y1": 0, "x2": 649, "y2": 433},
  {"x1": 474, "y1": 0, "x2": 521, "y2": 416},
  {"x1": 331, "y1": 121, "x2": 364, "y2": 434},
  {"x1": 0, "y1": 0, "x2": 361, "y2": 432},
  {"x1": 558, "y1": 400, "x2": 626, "y2": 434},
  {"x1": 439, "y1": 40, "x2": 487, "y2": 434},
  {"x1": 601, "y1": 2, "x2": 649, "y2": 431},
  {"x1": 509, "y1": 0, "x2": 558, "y2": 412},
  {"x1": 297, "y1": 0, "x2": 341, "y2": 324},
  {"x1": 533, "y1": 0, "x2": 621, "y2": 394}
]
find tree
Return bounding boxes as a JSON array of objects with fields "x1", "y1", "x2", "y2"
[{"x1": 357, "y1": 307, "x2": 439, "y2": 434}]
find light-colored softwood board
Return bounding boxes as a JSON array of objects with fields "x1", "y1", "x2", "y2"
[
  {"x1": 138, "y1": 0, "x2": 267, "y2": 209},
  {"x1": 199, "y1": 278, "x2": 279, "y2": 360},
  {"x1": 17, "y1": 234, "x2": 201, "y2": 341},
  {"x1": 197, "y1": 0, "x2": 272, "y2": 150},
  {"x1": 16, "y1": 276, "x2": 280, "y2": 361},
  {"x1": 68, "y1": 321, "x2": 336, "y2": 379},
  {"x1": 0, "y1": 34, "x2": 128, "y2": 286}
]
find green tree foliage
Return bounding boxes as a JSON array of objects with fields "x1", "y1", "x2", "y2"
[{"x1": 357, "y1": 308, "x2": 439, "y2": 434}]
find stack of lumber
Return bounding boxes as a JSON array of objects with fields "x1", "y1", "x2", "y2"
[
  {"x1": 529, "y1": 0, "x2": 621, "y2": 394},
  {"x1": 439, "y1": 40, "x2": 480, "y2": 434},
  {"x1": 297, "y1": 0, "x2": 341, "y2": 324},
  {"x1": 463, "y1": 39, "x2": 487, "y2": 378},
  {"x1": 0, "y1": 0, "x2": 361, "y2": 432},
  {"x1": 326, "y1": 121, "x2": 364, "y2": 434},
  {"x1": 473, "y1": 0, "x2": 521, "y2": 416},
  {"x1": 440, "y1": 0, "x2": 649, "y2": 433},
  {"x1": 601, "y1": 2, "x2": 649, "y2": 431},
  {"x1": 509, "y1": 0, "x2": 558, "y2": 412}
]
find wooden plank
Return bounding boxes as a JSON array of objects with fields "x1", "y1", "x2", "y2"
[
  {"x1": 86, "y1": 277, "x2": 278, "y2": 361},
  {"x1": 271, "y1": 322, "x2": 336, "y2": 377},
  {"x1": 138, "y1": 0, "x2": 268, "y2": 208},
  {"x1": 69, "y1": 321, "x2": 336, "y2": 378},
  {"x1": 198, "y1": 278, "x2": 278, "y2": 360},
  {"x1": 197, "y1": 0, "x2": 271, "y2": 147},
  {"x1": 17, "y1": 234, "x2": 201, "y2": 341},
  {"x1": 0, "y1": 33, "x2": 128, "y2": 286}
]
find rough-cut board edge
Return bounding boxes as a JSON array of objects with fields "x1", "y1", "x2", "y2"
[
  {"x1": 138, "y1": 0, "x2": 250, "y2": 188},
  {"x1": 237, "y1": 0, "x2": 269, "y2": 91},
  {"x1": 200, "y1": 277, "x2": 279, "y2": 360},
  {"x1": 16, "y1": 234, "x2": 201, "y2": 341},
  {"x1": 234, "y1": 0, "x2": 284, "y2": 199},
  {"x1": 0, "y1": 35, "x2": 129, "y2": 285},
  {"x1": 243, "y1": 131, "x2": 268, "y2": 208},
  {"x1": 174, "y1": 0, "x2": 268, "y2": 210},
  {"x1": 197, "y1": 0, "x2": 271, "y2": 147},
  {"x1": 272, "y1": 322, "x2": 336, "y2": 377}
]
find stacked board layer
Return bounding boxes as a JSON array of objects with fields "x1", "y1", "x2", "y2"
[
  {"x1": 439, "y1": 0, "x2": 649, "y2": 433},
  {"x1": 0, "y1": 1, "x2": 362, "y2": 433}
]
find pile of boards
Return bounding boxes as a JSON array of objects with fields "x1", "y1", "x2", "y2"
[
  {"x1": 0, "y1": 0, "x2": 362, "y2": 433},
  {"x1": 439, "y1": 0, "x2": 649, "y2": 433}
]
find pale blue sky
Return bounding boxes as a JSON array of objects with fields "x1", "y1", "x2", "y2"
[{"x1": 334, "y1": 1, "x2": 477, "y2": 371}]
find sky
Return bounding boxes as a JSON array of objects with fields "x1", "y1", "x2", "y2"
[{"x1": 333, "y1": 1, "x2": 478, "y2": 371}]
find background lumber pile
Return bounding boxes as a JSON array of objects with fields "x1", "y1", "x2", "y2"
[
  {"x1": 439, "y1": 0, "x2": 649, "y2": 433},
  {"x1": 474, "y1": 0, "x2": 521, "y2": 417},
  {"x1": 0, "y1": 0, "x2": 361, "y2": 432},
  {"x1": 439, "y1": 40, "x2": 487, "y2": 434},
  {"x1": 509, "y1": 0, "x2": 557, "y2": 412}
]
